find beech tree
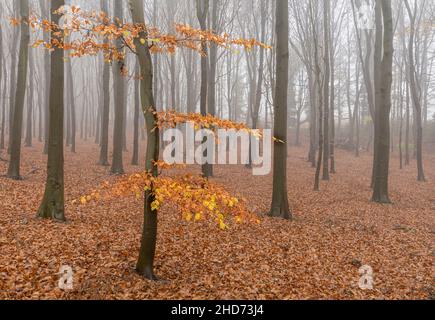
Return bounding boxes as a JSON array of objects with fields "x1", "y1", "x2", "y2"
[
  {"x1": 268, "y1": 0, "x2": 291, "y2": 220},
  {"x1": 111, "y1": 0, "x2": 126, "y2": 175},
  {"x1": 196, "y1": 0, "x2": 212, "y2": 178},
  {"x1": 372, "y1": 0, "x2": 394, "y2": 203},
  {"x1": 7, "y1": 0, "x2": 29, "y2": 180},
  {"x1": 37, "y1": 0, "x2": 66, "y2": 220},
  {"x1": 98, "y1": 0, "x2": 111, "y2": 167},
  {"x1": 404, "y1": 0, "x2": 426, "y2": 182}
]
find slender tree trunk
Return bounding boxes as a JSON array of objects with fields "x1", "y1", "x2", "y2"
[
  {"x1": 308, "y1": 73, "x2": 317, "y2": 167},
  {"x1": 329, "y1": 17, "x2": 336, "y2": 174},
  {"x1": 66, "y1": 59, "x2": 76, "y2": 153},
  {"x1": 130, "y1": 0, "x2": 160, "y2": 280},
  {"x1": 37, "y1": 0, "x2": 66, "y2": 221},
  {"x1": 7, "y1": 0, "x2": 30, "y2": 180},
  {"x1": 40, "y1": 0, "x2": 51, "y2": 155},
  {"x1": 404, "y1": 0, "x2": 426, "y2": 182},
  {"x1": 98, "y1": 0, "x2": 110, "y2": 166},
  {"x1": 405, "y1": 80, "x2": 410, "y2": 166},
  {"x1": 0, "y1": 56, "x2": 6, "y2": 150},
  {"x1": 206, "y1": 0, "x2": 219, "y2": 174},
  {"x1": 25, "y1": 48, "x2": 34, "y2": 147},
  {"x1": 0, "y1": 28, "x2": 2, "y2": 150},
  {"x1": 111, "y1": 0, "x2": 125, "y2": 175},
  {"x1": 372, "y1": 0, "x2": 393, "y2": 204},
  {"x1": 269, "y1": 0, "x2": 291, "y2": 220},
  {"x1": 322, "y1": 0, "x2": 330, "y2": 181},
  {"x1": 132, "y1": 61, "x2": 140, "y2": 166},
  {"x1": 196, "y1": 0, "x2": 212, "y2": 178},
  {"x1": 8, "y1": 1, "x2": 20, "y2": 155}
]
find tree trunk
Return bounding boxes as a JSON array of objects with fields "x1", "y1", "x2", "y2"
[
  {"x1": 111, "y1": 0, "x2": 125, "y2": 175},
  {"x1": 269, "y1": 0, "x2": 291, "y2": 220},
  {"x1": 98, "y1": 0, "x2": 110, "y2": 166},
  {"x1": 66, "y1": 58, "x2": 76, "y2": 153},
  {"x1": 8, "y1": 1, "x2": 20, "y2": 155},
  {"x1": 7, "y1": 0, "x2": 30, "y2": 180},
  {"x1": 40, "y1": 0, "x2": 51, "y2": 155},
  {"x1": 196, "y1": 0, "x2": 212, "y2": 178},
  {"x1": 130, "y1": 0, "x2": 160, "y2": 280},
  {"x1": 37, "y1": 0, "x2": 66, "y2": 221},
  {"x1": 372, "y1": 0, "x2": 393, "y2": 204},
  {"x1": 404, "y1": 0, "x2": 426, "y2": 182},
  {"x1": 308, "y1": 72, "x2": 317, "y2": 167},
  {"x1": 25, "y1": 47, "x2": 34, "y2": 147},
  {"x1": 322, "y1": 0, "x2": 330, "y2": 181},
  {"x1": 132, "y1": 61, "x2": 140, "y2": 166}
]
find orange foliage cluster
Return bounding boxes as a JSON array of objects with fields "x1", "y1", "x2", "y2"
[
  {"x1": 154, "y1": 110, "x2": 263, "y2": 138},
  {"x1": 74, "y1": 172, "x2": 259, "y2": 230},
  {"x1": 154, "y1": 110, "x2": 285, "y2": 143},
  {"x1": 13, "y1": 5, "x2": 270, "y2": 64}
]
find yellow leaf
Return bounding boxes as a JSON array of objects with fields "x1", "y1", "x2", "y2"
[
  {"x1": 151, "y1": 200, "x2": 160, "y2": 211},
  {"x1": 219, "y1": 220, "x2": 227, "y2": 230}
]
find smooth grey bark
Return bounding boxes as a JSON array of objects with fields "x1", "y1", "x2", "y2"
[
  {"x1": 404, "y1": 0, "x2": 426, "y2": 182},
  {"x1": 111, "y1": 0, "x2": 125, "y2": 175},
  {"x1": 7, "y1": 0, "x2": 20, "y2": 155},
  {"x1": 248, "y1": 0, "x2": 267, "y2": 167},
  {"x1": 132, "y1": 61, "x2": 140, "y2": 166},
  {"x1": 37, "y1": 0, "x2": 66, "y2": 221},
  {"x1": 7, "y1": 0, "x2": 30, "y2": 180},
  {"x1": 372, "y1": 0, "x2": 394, "y2": 204},
  {"x1": 322, "y1": 0, "x2": 331, "y2": 181},
  {"x1": 66, "y1": 58, "x2": 76, "y2": 153},
  {"x1": 129, "y1": 0, "x2": 160, "y2": 280},
  {"x1": 25, "y1": 41, "x2": 34, "y2": 147},
  {"x1": 98, "y1": 0, "x2": 110, "y2": 166},
  {"x1": 0, "y1": 32, "x2": 5, "y2": 150},
  {"x1": 39, "y1": 0, "x2": 51, "y2": 155},
  {"x1": 269, "y1": 0, "x2": 291, "y2": 220},
  {"x1": 196, "y1": 0, "x2": 212, "y2": 178},
  {"x1": 310, "y1": 0, "x2": 324, "y2": 192}
]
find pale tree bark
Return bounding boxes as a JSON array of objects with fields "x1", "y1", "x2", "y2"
[
  {"x1": 25, "y1": 47, "x2": 34, "y2": 147},
  {"x1": 111, "y1": 0, "x2": 125, "y2": 174},
  {"x1": 322, "y1": 0, "x2": 330, "y2": 181},
  {"x1": 372, "y1": 0, "x2": 394, "y2": 203},
  {"x1": 7, "y1": 0, "x2": 30, "y2": 179},
  {"x1": 130, "y1": 0, "x2": 160, "y2": 280},
  {"x1": 269, "y1": 0, "x2": 291, "y2": 220},
  {"x1": 37, "y1": 0, "x2": 66, "y2": 221},
  {"x1": 0, "y1": 27, "x2": 4, "y2": 150},
  {"x1": 310, "y1": 0, "x2": 324, "y2": 192},
  {"x1": 196, "y1": 0, "x2": 212, "y2": 178},
  {"x1": 66, "y1": 58, "x2": 76, "y2": 153},
  {"x1": 351, "y1": 0, "x2": 376, "y2": 161},
  {"x1": 404, "y1": 0, "x2": 426, "y2": 182},
  {"x1": 132, "y1": 60, "x2": 140, "y2": 166},
  {"x1": 98, "y1": 0, "x2": 111, "y2": 166},
  {"x1": 248, "y1": 0, "x2": 267, "y2": 167},
  {"x1": 7, "y1": 0, "x2": 20, "y2": 155},
  {"x1": 39, "y1": 0, "x2": 51, "y2": 155}
]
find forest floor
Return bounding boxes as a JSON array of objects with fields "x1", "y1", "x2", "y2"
[{"x1": 0, "y1": 141, "x2": 433, "y2": 300}]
